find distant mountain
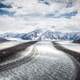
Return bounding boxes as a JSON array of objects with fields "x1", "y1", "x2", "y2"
[
  {"x1": 39, "y1": 30, "x2": 80, "y2": 41},
  {"x1": 0, "y1": 29, "x2": 80, "y2": 42},
  {"x1": 0, "y1": 29, "x2": 45, "y2": 41},
  {"x1": 73, "y1": 40, "x2": 80, "y2": 43},
  {"x1": 19, "y1": 29, "x2": 44, "y2": 40},
  {"x1": 0, "y1": 37, "x2": 8, "y2": 43}
]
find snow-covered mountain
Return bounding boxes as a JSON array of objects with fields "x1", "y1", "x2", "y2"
[
  {"x1": 0, "y1": 37, "x2": 9, "y2": 43},
  {"x1": 0, "y1": 29, "x2": 45, "y2": 41},
  {"x1": 0, "y1": 29, "x2": 80, "y2": 42},
  {"x1": 38, "y1": 30, "x2": 80, "y2": 41}
]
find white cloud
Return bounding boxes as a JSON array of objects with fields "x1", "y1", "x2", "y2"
[{"x1": 0, "y1": 0, "x2": 80, "y2": 33}]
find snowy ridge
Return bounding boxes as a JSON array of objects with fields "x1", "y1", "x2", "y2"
[{"x1": 0, "y1": 29, "x2": 80, "y2": 42}]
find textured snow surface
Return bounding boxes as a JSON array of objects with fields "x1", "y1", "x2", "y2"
[{"x1": 0, "y1": 41, "x2": 78, "y2": 80}]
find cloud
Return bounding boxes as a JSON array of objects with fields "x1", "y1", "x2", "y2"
[{"x1": 0, "y1": 0, "x2": 80, "y2": 32}]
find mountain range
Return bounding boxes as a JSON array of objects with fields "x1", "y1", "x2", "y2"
[{"x1": 0, "y1": 29, "x2": 80, "y2": 42}]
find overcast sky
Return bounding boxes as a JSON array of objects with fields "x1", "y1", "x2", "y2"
[{"x1": 0, "y1": 0, "x2": 80, "y2": 33}]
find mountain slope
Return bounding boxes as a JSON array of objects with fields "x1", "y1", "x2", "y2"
[{"x1": 0, "y1": 29, "x2": 80, "y2": 42}]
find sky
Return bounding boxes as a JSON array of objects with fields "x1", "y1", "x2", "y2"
[{"x1": 0, "y1": 0, "x2": 80, "y2": 33}]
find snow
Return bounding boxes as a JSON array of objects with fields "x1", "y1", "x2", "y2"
[
  {"x1": 0, "y1": 29, "x2": 80, "y2": 41},
  {"x1": 58, "y1": 41, "x2": 80, "y2": 53}
]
